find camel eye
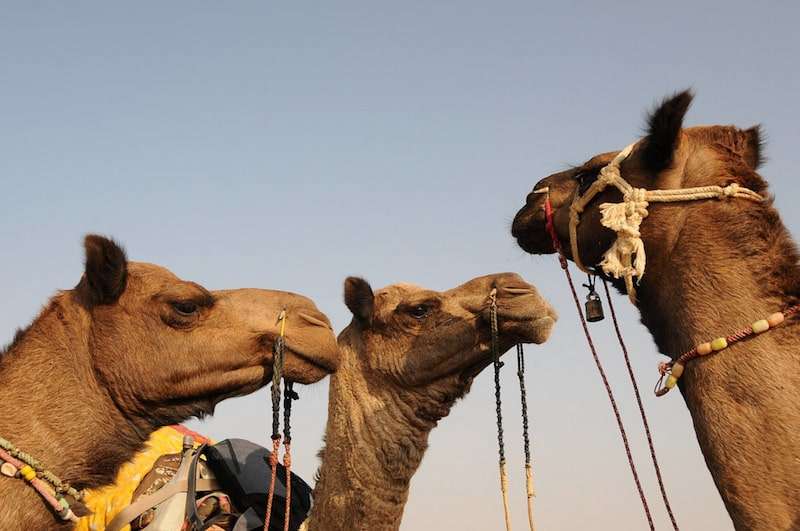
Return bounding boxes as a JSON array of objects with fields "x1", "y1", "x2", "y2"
[
  {"x1": 171, "y1": 301, "x2": 199, "y2": 316},
  {"x1": 574, "y1": 170, "x2": 595, "y2": 195},
  {"x1": 408, "y1": 305, "x2": 430, "y2": 319}
]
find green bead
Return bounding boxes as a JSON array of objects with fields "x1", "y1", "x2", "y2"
[
  {"x1": 711, "y1": 337, "x2": 728, "y2": 351},
  {"x1": 752, "y1": 319, "x2": 769, "y2": 334},
  {"x1": 665, "y1": 375, "x2": 679, "y2": 389}
]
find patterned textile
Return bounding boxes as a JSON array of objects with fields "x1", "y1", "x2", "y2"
[{"x1": 77, "y1": 426, "x2": 211, "y2": 531}]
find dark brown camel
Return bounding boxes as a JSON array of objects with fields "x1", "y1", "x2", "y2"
[
  {"x1": 0, "y1": 235, "x2": 339, "y2": 530},
  {"x1": 306, "y1": 273, "x2": 556, "y2": 531},
  {"x1": 511, "y1": 91, "x2": 800, "y2": 530}
]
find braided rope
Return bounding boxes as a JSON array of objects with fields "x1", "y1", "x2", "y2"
[
  {"x1": 546, "y1": 196, "x2": 656, "y2": 530},
  {"x1": 568, "y1": 142, "x2": 764, "y2": 303},
  {"x1": 263, "y1": 438, "x2": 281, "y2": 531},
  {"x1": 0, "y1": 446, "x2": 78, "y2": 522},
  {"x1": 283, "y1": 381, "x2": 295, "y2": 531},
  {"x1": 516, "y1": 344, "x2": 536, "y2": 531},
  {"x1": 603, "y1": 280, "x2": 680, "y2": 530},
  {"x1": 489, "y1": 290, "x2": 513, "y2": 531},
  {"x1": 0, "y1": 436, "x2": 83, "y2": 501},
  {"x1": 264, "y1": 310, "x2": 287, "y2": 531}
]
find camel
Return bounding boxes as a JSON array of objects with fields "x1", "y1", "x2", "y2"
[
  {"x1": 0, "y1": 234, "x2": 339, "y2": 530},
  {"x1": 511, "y1": 90, "x2": 800, "y2": 530},
  {"x1": 305, "y1": 272, "x2": 557, "y2": 531}
]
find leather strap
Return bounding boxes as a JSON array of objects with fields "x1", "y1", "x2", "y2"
[{"x1": 105, "y1": 448, "x2": 220, "y2": 531}]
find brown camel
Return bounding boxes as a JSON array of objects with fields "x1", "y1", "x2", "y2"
[
  {"x1": 305, "y1": 273, "x2": 557, "y2": 531},
  {"x1": 511, "y1": 91, "x2": 800, "y2": 530},
  {"x1": 0, "y1": 235, "x2": 339, "y2": 530}
]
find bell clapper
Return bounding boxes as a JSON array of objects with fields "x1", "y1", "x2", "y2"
[{"x1": 583, "y1": 274, "x2": 605, "y2": 323}]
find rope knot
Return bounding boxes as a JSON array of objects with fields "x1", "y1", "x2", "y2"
[
  {"x1": 657, "y1": 361, "x2": 671, "y2": 376},
  {"x1": 629, "y1": 187, "x2": 648, "y2": 204},
  {"x1": 597, "y1": 164, "x2": 620, "y2": 185},
  {"x1": 722, "y1": 182, "x2": 740, "y2": 198}
]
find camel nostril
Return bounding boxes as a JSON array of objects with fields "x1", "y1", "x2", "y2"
[
  {"x1": 298, "y1": 311, "x2": 332, "y2": 330},
  {"x1": 503, "y1": 286, "x2": 535, "y2": 295}
]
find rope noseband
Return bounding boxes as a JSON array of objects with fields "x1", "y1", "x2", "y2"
[
  {"x1": 568, "y1": 142, "x2": 764, "y2": 303},
  {"x1": 556, "y1": 141, "x2": 798, "y2": 399}
]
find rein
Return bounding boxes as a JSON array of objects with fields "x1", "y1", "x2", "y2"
[
  {"x1": 544, "y1": 193, "x2": 661, "y2": 530},
  {"x1": 488, "y1": 291, "x2": 537, "y2": 531},
  {"x1": 0, "y1": 436, "x2": 86, "y2": 522},
  {"x1": 568, "y1": 142, "x2": 764, "y2": 303},
  {"x1": 263, "y1": 309, "x2": 297, "y2": 531}
]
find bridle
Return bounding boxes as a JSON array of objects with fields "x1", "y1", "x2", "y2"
[
  {"x1": 536, "y1": 147, "x2": 769, "y2": 529},
  {"x1": 557, "y1": 141, "x2": 800, "y2": 397},
  {"x1": 566, "y1": 142, "x2": 764, "y2": 303}
]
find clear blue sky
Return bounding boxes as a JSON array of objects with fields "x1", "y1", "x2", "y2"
[{"x1": 2, "y1": 2, "x2": 798, "y2": 529}]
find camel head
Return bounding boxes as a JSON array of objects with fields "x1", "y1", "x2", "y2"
[
  {"x1": 69, "y1": 235, "x2": 339, "y2": 425},
  {"x1": 340, "y1": 272, "x2": 556, "y2": 397},
  {"x1": 511, "y1": 90, "x2": 768, "y2": 269}
]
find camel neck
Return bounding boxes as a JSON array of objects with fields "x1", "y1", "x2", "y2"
[
  {"x1": 307, "y1": 342, "x2": 444, "y2": 531},
  {"x1": 633, "y1": 210, "x2": 800, "y2": 530},
  {"x1": 0, "y1": 296, "x2": 149, "y2": 529}
]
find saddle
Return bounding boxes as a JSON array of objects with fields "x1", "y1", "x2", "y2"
[{"x1": 106, "y1": 436, "x2": 312, "y2": 531}]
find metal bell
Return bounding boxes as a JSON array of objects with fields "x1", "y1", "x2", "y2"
[
  {"x1": 582, "y1": 274, "x2": 605, "y2": 323},
  {"x1": 585, "y1": 291, "x2": 604, "y2": 322}
]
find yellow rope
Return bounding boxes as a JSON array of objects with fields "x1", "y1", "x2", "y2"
[
  {"x1": 568, "y1": 142, "x2": 764, "y2": 303},
  {"x1": 524, "y1": 464, "x2": 535, "y2": 531},
  {"x1": 499, "y1": 459, "x2": 513, "y2": 531}
]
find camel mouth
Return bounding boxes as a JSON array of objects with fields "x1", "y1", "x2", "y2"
[
  {"x1": 288, "y1": 347, "x2": 338, "y2": 376},
  {"x1": 515, "y1": 233, "x2": 556, "y2": 255},
  {"x1": 512, "y1": 205, "x2": 556, "y2": 255},
  {"x1": 458, "y1": 314, "x2": 556, "y2": 381},
  {"x1": 256, "y1": 333, "x2": 338, "y2": 384},
  {"x1": 460, "y1": 356, "x2": 494, "y2": 381}
]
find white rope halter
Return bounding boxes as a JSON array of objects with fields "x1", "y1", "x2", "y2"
[{"x1": 568, "y1": 142, "x2": 765, "y2": 304}]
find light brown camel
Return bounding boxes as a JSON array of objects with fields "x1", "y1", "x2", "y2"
[
  {"x1": 511, "y1": 91, "x2": 800, "y2": 531},
  {"x1": 305, "y1": 273, "x2": 557, "y2": 531},
  {"x1": 0, "y1": 235, "x2": 339, "y2": 530}
]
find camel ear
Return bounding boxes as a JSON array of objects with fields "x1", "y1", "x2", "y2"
[
  {"x1": 641, "y1": 90, "x2": 693, "y2": 173},
  {"x1": 743, "y1": 125, "x2": 765, "y2": 169},
  {"x1": 344, "y1": 276, "x2": 374, "y2": 326},
  {"x1": 76, "y1": 234, "x2": 128, "y2": 307}
]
